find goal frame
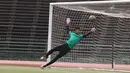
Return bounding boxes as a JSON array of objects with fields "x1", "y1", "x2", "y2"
[{"x1": 48, "y1": 0, "x2": 130, "y2": 69}]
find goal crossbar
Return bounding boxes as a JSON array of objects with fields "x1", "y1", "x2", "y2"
[{"x1": 50, "y1": 0, "x2": 130, "y2": 5}]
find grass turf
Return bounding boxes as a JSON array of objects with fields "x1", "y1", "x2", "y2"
[{"x1": 0, "y1": 65, "x2": 129, "y2": 73}]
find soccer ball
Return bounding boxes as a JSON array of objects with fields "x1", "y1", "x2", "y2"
[{"x1": 89, "y1": 15, "x2": 96, "y2": 20}]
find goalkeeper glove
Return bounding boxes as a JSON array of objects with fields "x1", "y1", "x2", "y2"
[{"x1": 90, "y1": 28, "x2": 96, "y2": 32}]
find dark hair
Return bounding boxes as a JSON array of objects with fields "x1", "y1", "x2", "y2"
[{"x1": 75, "y1": 27, "x2": 80, "y2": 31}]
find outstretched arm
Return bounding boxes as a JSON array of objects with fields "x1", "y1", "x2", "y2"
[
  {"x1": 66, "y1": 18, "x2": 70, "y2": 34},
  {"x1": 83, "y1": 28, "x2": 96, "y2": 38}
]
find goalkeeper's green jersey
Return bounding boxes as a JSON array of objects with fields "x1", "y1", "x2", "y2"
[{"x1": 66, "y1": 32, "x2": 83, "y2": 49}]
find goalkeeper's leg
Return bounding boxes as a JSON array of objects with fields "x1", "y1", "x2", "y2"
[
  {"x1": 40, "y1": 45, "x2": 63, "y2": 59},
  {"x1": 41, "y1": 54, "x2": 62, "y2": 69},
  {"x1": 41, "y1": 43, "x2": 70, "y2": 69}
]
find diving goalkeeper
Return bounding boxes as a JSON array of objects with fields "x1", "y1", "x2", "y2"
[{"x1": 40, "y1": 18, "x2": 96, "y2": 69}]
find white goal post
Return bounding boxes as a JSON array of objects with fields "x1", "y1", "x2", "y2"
[{"x1": 47, "y1": 0, "x2": 130, "y2": 70}]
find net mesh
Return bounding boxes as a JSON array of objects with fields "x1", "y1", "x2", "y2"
[{"x1": 50, "y1": 1, "x2": 130, "y2": 67}]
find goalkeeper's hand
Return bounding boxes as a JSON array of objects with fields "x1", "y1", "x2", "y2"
[
  {"x1": 66, "y1": 18, "x2": 70, "y2": 34},
  {"x1": 83, "y1": 28, "x2": 96, "y2": 38},
  {"x1": 90, "y1": 27, "x2": 96, "y2": 32},
  {"x1": 65, "y1": 18, "x2": 70, "y2": 26}
]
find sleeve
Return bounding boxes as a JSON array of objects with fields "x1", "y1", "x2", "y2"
[
  {"x1": 83, "y1": 32, "x2": 92, "y2": 38},
  {"x1": 80, "y1": 34, "x2": 84, "y2": 39},
  {"x1": 69, "y1": 31, "x2": 71, "y2": 35},
  {"x1": 66, "y1": 26, "x2": 70, "y2": 34}
]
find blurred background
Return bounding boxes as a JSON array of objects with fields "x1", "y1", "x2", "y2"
[{"x1": 0, "y1": 0, "x2": 105, "y2": 61}]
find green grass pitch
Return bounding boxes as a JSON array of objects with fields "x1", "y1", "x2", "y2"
[{"x1": 0, "y1": 65, "x2": 129, "y2": 73}]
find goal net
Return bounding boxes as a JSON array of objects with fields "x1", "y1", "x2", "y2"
[{"x1": 48, "y1": 0, "x2": 130, "y2": 69}]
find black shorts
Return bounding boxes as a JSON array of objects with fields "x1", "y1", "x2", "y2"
[{"x1": 53, "y1": 43, "x2": 70, "y2": 56}]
